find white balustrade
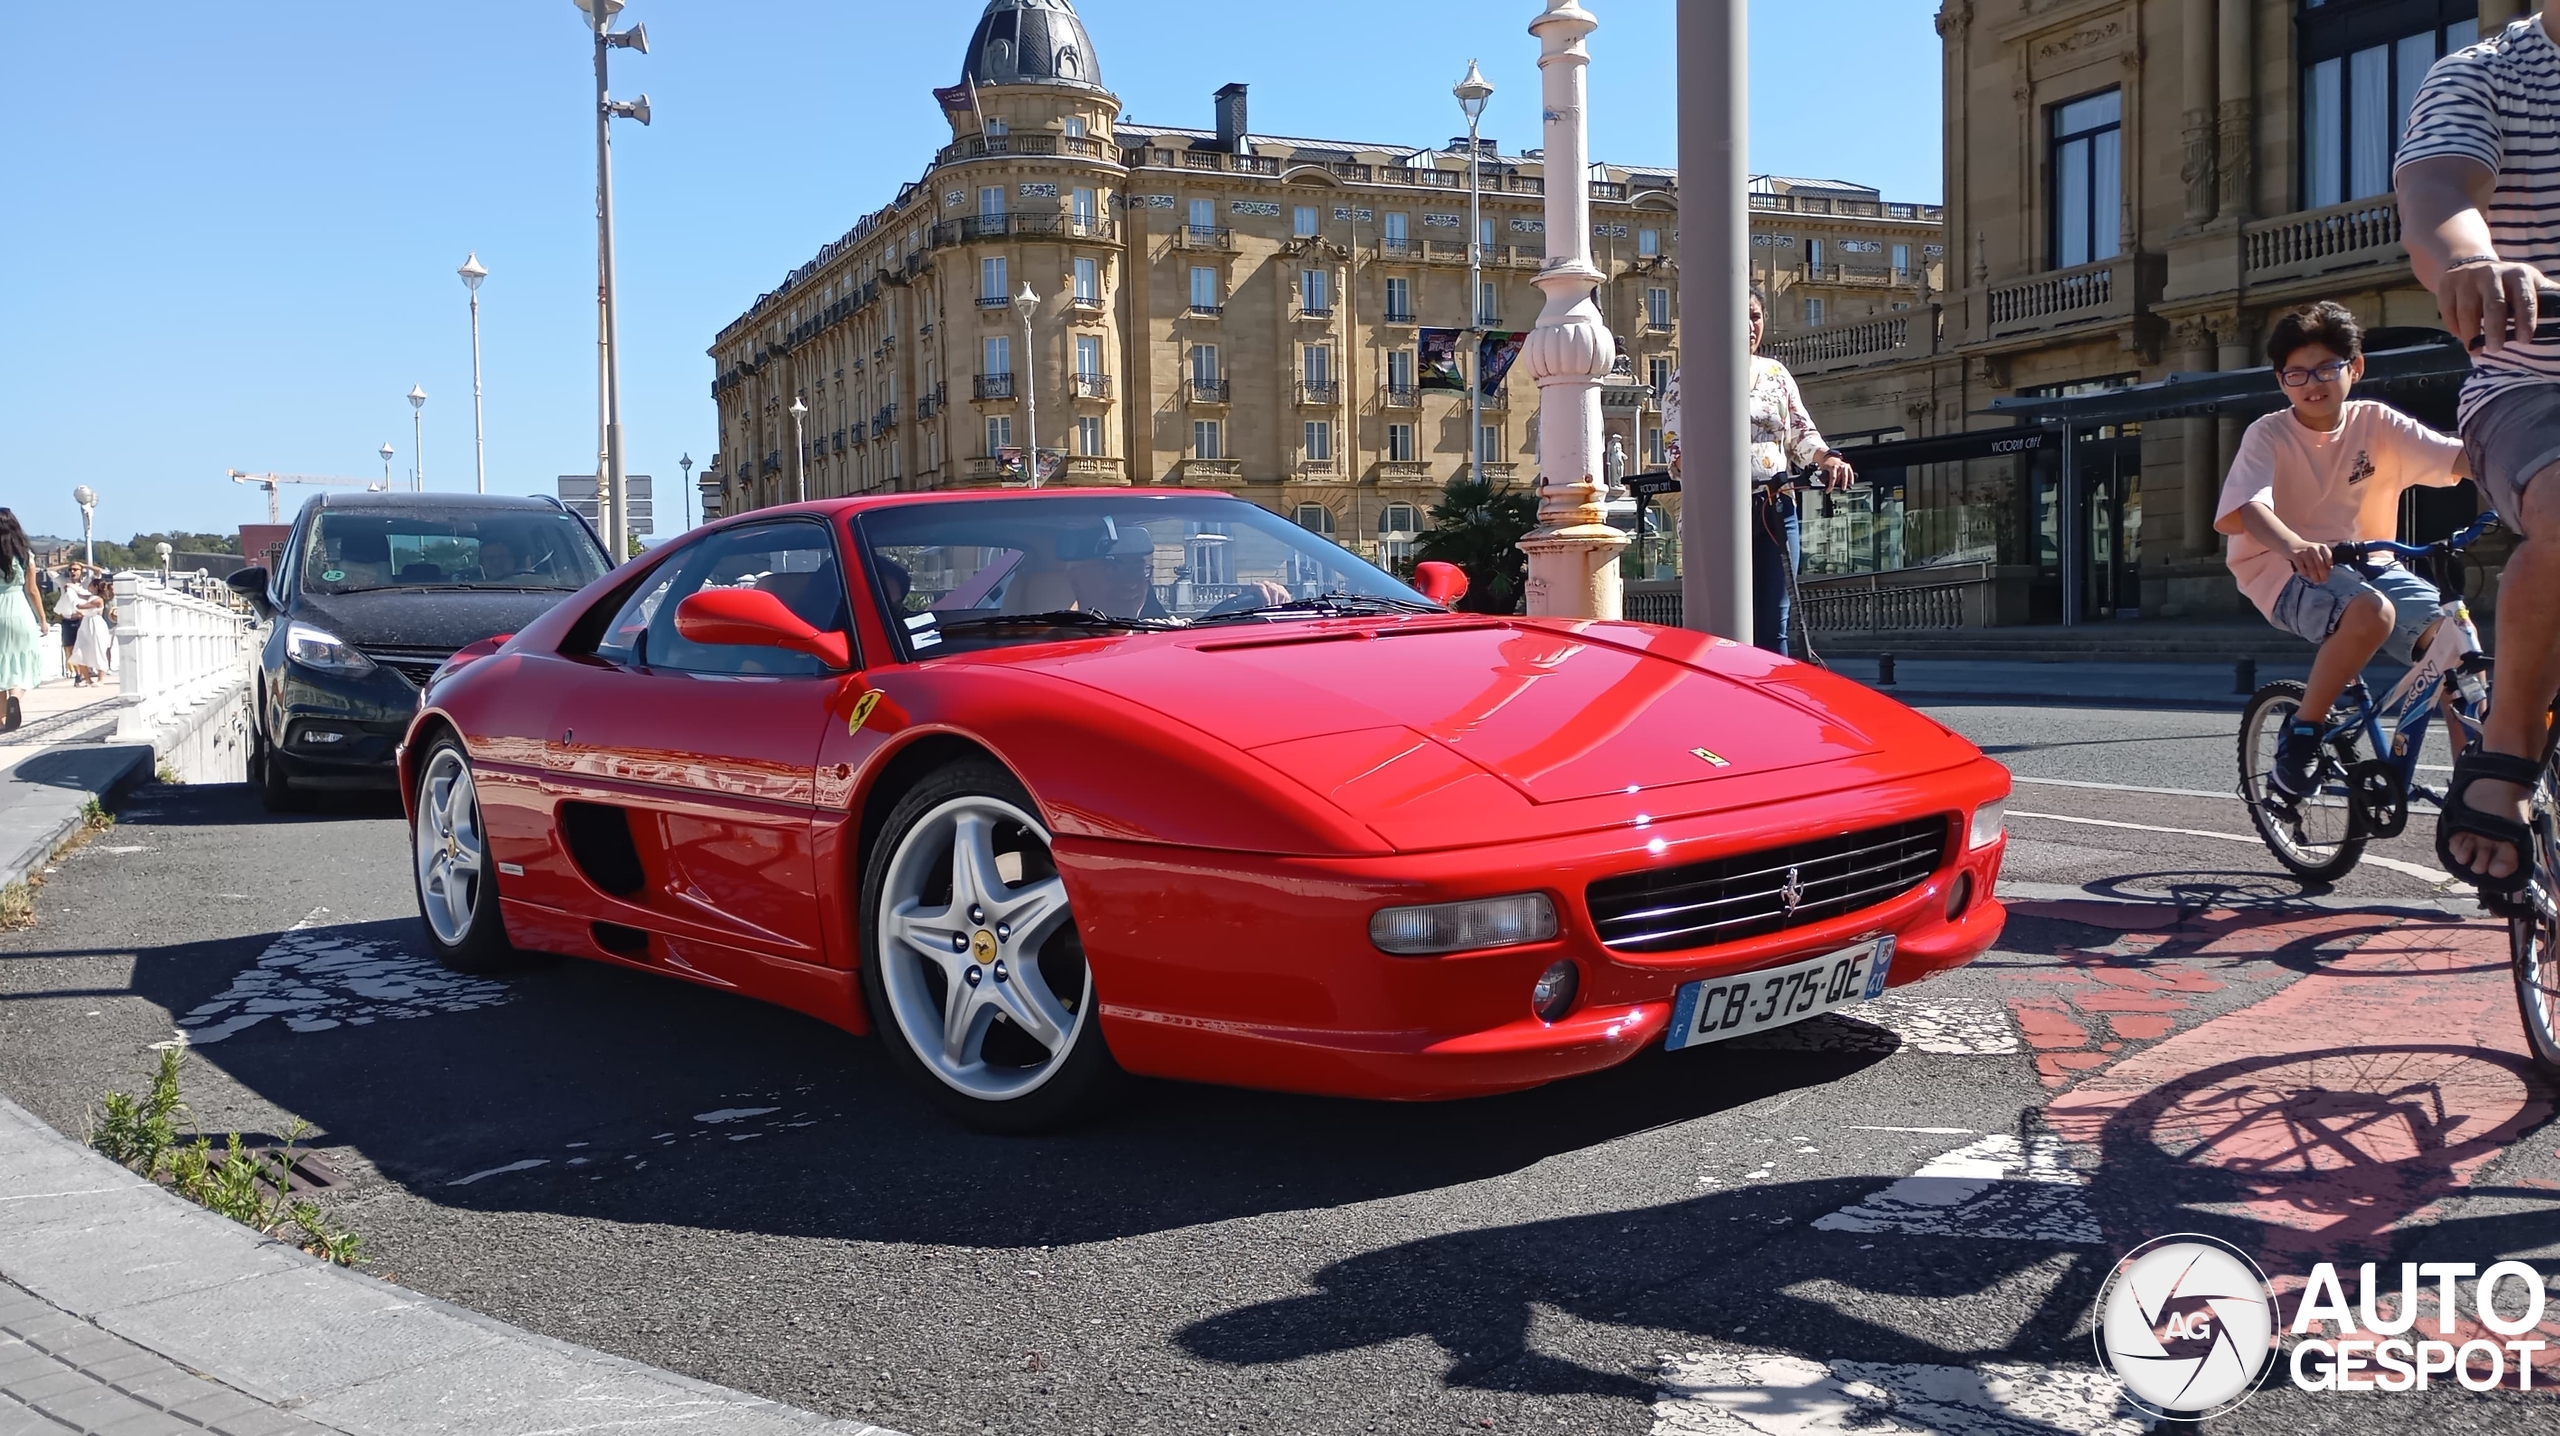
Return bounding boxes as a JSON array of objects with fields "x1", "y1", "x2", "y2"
[{"x1": 111, "y1": 573, "x2": 253, "y2": 708}]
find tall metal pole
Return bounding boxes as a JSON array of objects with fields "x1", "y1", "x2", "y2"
[
  {"x1": 409, "y1": 386, "x2": 427, "y2": 492},
  {"x1": 1678, "y1": 0, "x2": 1750, "y2": 640},
  {"x1": 1464, "y1": 79, "x2": 1486, "y2": 486},
  {"x1": 1517, "y1": 1, "x2": 1627, "y2": 618},
  {"x1": 1019, "y1": 283, "x2": 1042, "y2": 487},
  {"x1": 461, "y1": 254, "x2": 488, "y2": 494},
  {"x1": 594, "y1": 6, "x2": 626, "y2": 559},
  {"x1": 790, "y1": 397, "x2": 808, "y2": 503},
  {"x1": 679, "y1": 452, "x2": 694, "y2": 532}
]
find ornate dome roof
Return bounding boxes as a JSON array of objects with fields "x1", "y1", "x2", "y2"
[{"x1": 961, "y1": 0, "x2": 1106, "y2": 92}]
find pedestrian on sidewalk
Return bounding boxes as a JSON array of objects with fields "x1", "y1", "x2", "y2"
[
  {"x1": 1661, "y1": 289, "x2": 1857, "y2": 657},
  {"x1": 52, "y1": 562, "x2": 88, "y2": 676},
  {"x1": 2214, "y1": 302, "x2": 2470, "y2": 799},
  {"x1": 0, "y1": 510, "x2": 46, "y2": 732},
  {"x1": 70, "y1": 575, "x2": 114, "y2": 686},
  {"x1": 2398, "y1": 7, "x2": 2560, "y2": 909}
]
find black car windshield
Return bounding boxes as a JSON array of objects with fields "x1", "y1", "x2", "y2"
[
  {"x1": 300, "y1": 508, "x2": 610, "y2": 596},
  {"x1": 857, "y1": 496, "x2": 1436, "y2": 655}
]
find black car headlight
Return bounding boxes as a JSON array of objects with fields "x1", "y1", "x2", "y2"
[{"x1": 285, "y1": 622, "x2": 376, "y2": 675}]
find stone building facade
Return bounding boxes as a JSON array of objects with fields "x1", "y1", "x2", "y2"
[{"x1": 703, "y1": 0, "x2": 1942, "y2": 567}]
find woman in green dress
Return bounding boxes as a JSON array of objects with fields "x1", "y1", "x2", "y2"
[{"x1": 0, "y1": 511, "x2": 48, "y2": 732}]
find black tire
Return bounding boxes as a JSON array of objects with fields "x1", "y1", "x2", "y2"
[
  {"x1": 2511, "y1": 750, "x2": 2560, "y2": 1078},
  {"x1": 254, "y1": 713, "x2": 302, "y2": 813},
  {"x1": 857, "y1": 758, "x2": 1120, "y2": 1133},
  {"x1": 410, "y1": 735, "x2": 520, "y2": 975},
  {"x1": 2238, "y1": 680, "x2": 2367, "y2": 884}
]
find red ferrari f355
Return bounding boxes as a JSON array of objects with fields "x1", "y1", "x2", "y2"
[{"x1": 403, "y1": 491, "x2": 2009, "y2": 1130}]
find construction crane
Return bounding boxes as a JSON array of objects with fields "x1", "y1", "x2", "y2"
[{"x1": 227, "y1": 470, "x2": 388, "y2": 524}]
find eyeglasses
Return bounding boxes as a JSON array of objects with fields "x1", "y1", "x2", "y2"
[{"x1": 2278, "y1": 359, "x2": 2352, "y2": 388}]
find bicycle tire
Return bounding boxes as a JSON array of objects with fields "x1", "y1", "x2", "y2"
[
  {"x1": 2238, "y1": 680, "x2": 2368, "y2": 883},
  {"x1": 2509, "y1": 743, "x2": 2560, "y2": 1078}
]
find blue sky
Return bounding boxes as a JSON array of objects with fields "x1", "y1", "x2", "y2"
[{"x1": 0, "y1": 1, "x2": 1943, "y2": 546}]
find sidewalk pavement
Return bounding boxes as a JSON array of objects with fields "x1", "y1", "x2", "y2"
[
  {"x1": 1819, "y1": 654, "x2": 2388, "y2": 709},
  {"x1": 0, "y1": 680, "x2": 151, "y2": 894},
  {"x1": 0, "y1": 1096, "x2": 907, "y2": 1436}
]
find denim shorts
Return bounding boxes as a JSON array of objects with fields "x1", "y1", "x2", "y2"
[
  {"x1": 2462, "y1": 382, "x2": 2560, "y2": 539},
  {"x1": 2270, "y1": 563, "x2": 2441, "y2": 664}
]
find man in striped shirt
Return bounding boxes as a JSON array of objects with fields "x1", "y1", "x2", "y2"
[{"x1": 2398, "y1": 8, "x2": 2560, "y2": 911}]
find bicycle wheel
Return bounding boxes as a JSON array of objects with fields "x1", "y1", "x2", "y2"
[
  {"x1": 2238, "y1": 680, "x2": 2367, "y2": 883},
  {"x1": 2509, "y1": 753, "x2": 2560, "y2": 1078}
]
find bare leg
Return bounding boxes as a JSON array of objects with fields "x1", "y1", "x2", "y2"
[
  {"x1": 2302, "y1": 591, "x2": 2392, "y2": 723},
  {"x1": 2450, "y1": 465, "x2": 2560, "y2": 881}
]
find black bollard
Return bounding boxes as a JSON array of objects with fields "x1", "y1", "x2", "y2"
[
  {"x1": 2235, "y1": 657, "x2": 2257, "y2": 695},
  {"x1": 1878, "y1": 653, "x2": 1898, "y2": 687}
]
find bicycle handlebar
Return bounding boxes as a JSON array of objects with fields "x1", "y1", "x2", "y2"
[{"x1": 2330, "y1": 512, "x2": 2501, "y2": 567}]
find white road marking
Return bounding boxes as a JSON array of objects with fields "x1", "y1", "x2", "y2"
[
  {"x1": 1653, "y1": 1351, "x2": 2151, "y2": 1435},
  {"x1": 2009, "y1": 810, "x2": 2457, "y2": 885},
  {"x1": 1812, "y1": 1134, "x2": 2102, "y2": 1244},
  {"x1": 448, "y1": 1159, "x2": 549, "y2": 1187},
  {"x1": 693, "y1": 1107, "x2": 781, "y2": 1124},
  {"x1": 156, "y1": 908, "x2": 510, "y2": 1047},
  {"x1": 1848, "y1": 1127, "x2": 1978, "y2": 1135},
  {"x1": 2013, "y1": 775, "x2": 2237, "y2": 803}
]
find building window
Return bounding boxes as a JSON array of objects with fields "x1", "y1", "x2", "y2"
[
  {"x1": 2050, "y1": 88, "x2": 2123, "y2": 269},
  {"x1": 1648, "y1": 356, "x2": 1671, "y2": 397},
  {"x1": 979, "y1": 185, "x2": 1006, "y2": 219},
  {"x1": 1304, "y1": 421, "x2": 1333, "y2": 462},
  {"x1": 1637, "y1": 228, "x2": 1661, "y2": 257},
  {"x1": 1806, "y1": 237, "x2": 1825, "y2": 274},
  {"x1": 1479, "y1": 281, "x2": 1498, "y2": 326},
  {"x1": 1645, "y1": 287, "x2": 1671, "y2": 329},
  {"x1": 1388, "y1": 423, "x2": 1418, "y2": 462},
  {"x1": 1072, "y1": 187, "x2": 1097, "y2": 229},
  {"x1": 1064, "y1": 115, "x2": 1087, "y2": 139},
  {"x1": 1294, "y1": 504, "x2": 1336, "y2": 535},
  {"x1": 1076, "y1": 415, "x2": 1103, "y2": 456},
  {"x1": 1302, "y1": 343, "x2": 1331, "y2": 385},
  {"x1": 1076, "y1": 334, "x2": 1104, "y2": 379},
  {"x1": 1382, "y1": 502, "x2": 1419, "y2": 535},
  {"x1": 1479, "y1": 217, "x2": 1497, "y2": 249},
  {"x1": 1190, "y1": 198, "x2": 1215, "y2": 230},
  {"x1": 1646, "y1": 426, "x2": 1667, "y2": 466},
  {"x1": 1294, "y1": 205, "x2": 1320, "y2": 237},
  {"x1": 981, "y1": 256, "x2": 1009, "y2": 301},
  {"x1": 1383, "y1": 212, "x2": 1410, "y2": 244},
  {"x1": 1387, "y1": 349, "x2": 1416, "y2": 393},
  {"x1": 1193, "y1": 419, "x2": 1223, "y2": 460},
  {"x1": 1891, "y1": 242, "x2": 1910, "y2": 275},
  {"x1": 1074, "y1": 255, "x2": 1100, "y2": 304},
  {"x1": 1191, "y1": 344, "x2": 1219, "y2": 388},
  {"x1": 1805, "y1": 297, "x2": 1826, "y2": 327},
  {"x1": 987, "y1": 415, "x2": 1013, "y2": 454},
  {"x1": 2300, "y1": 3, "x2": 2478, "y2": 209},
  {"x1": 1478, "y1": 425, "x2": 1501, "y2": 462},
  {"x1": 1190, "y1": 266, "x2": 1220, "y2": 311},
  {"x1": 1301, "y1": 269, "x2": 1331, "y2": 313},
  {"x1": 1385, "y1": 276, "x2": 1413, "y2": 321}
]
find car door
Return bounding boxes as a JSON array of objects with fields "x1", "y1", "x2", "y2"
[{"x1": 541, "y1": 518, "x2": 857, "y2": 967}]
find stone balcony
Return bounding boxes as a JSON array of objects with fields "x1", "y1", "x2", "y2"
[
  {"x1": 1768, "y1": 316, "x2": 1921, "y2": 377},
  {"x1": 1173, "y1": 458, "x2": 1245, "y2": 487},
  {"x1": 2243, "y1": 196, "x2": 2404, "y2": 291},
  {"x1": 1980, "y1": 252, "x2": 2156, "y2": 343}
]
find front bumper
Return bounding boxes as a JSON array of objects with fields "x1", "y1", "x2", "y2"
[
  {"x1": 265, "y1": 662, "x2": 420, "y2": 787},
  {"x1": 1063, "y1": 757, "x2": 2011, "y2": 1100}
]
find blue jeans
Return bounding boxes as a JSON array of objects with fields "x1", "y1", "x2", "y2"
[{"x1": 1752, "y1": 490, "x2": 1801, "y2": 656}]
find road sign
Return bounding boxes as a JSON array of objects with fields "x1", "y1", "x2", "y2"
[
  {"x1": 1629, "y1": 472, "x2": 1681, "y2": 498},
  {"x1": 557, "y1": 475, "x2": 655, "y2": 535}
]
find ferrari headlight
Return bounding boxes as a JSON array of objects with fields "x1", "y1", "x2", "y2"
[
  {"x1": 1969, "y1": 798, "x2": 2007, "y2": 851},
  {"x1": 1370, "y1": 893, "x2": 1558, "y2": 956},
  {"x1": 286, "y1": 622, "x2": 375, "y2": 675}
]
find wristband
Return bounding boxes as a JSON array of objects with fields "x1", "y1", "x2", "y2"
[{"x1": 2449, "y1": 253, "x2": 2501, "y2": 267}]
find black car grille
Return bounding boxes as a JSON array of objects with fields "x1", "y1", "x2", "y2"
[
  {"x1": 1585, "y1": 818, "x2": 1952, "y2": 955},
  {"x1": 358, "y1": 648, "x2": 453, "y2": 691}
]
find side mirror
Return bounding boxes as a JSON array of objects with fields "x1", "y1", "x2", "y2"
[
  {"x1": 1412, "y1": 562, "x2": 1470, "y2": 608},
  {"x1": 674, "y1": 588, "x2": 852, "y2": 669},
  {"x1": 226, "y1": 566, "x2": 275, "y2": 617}
]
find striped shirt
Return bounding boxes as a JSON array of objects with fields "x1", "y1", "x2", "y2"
[{"x1": 2397, "y1": 17, "x2": 2560, "y2": 426}]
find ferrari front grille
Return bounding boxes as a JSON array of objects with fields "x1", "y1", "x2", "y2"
[{"x1": 1584, "y1": 818, "x2": 1951, "y2": 955}]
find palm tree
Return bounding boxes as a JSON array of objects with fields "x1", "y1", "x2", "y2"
[{"x1": 1411, "y1": 477, "x2": 1535, "y2": 614}]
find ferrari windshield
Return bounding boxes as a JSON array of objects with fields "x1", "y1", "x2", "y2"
[
  {"x1": 857, "y1": 496, "x2": 1435, "y2": 654},
  {"x1": 301, "y1": 507, "x2": 611, "y2": 596}
]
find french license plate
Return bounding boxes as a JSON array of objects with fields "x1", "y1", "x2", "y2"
[{"x1": 1663, "y1": 937, "x2": 1896, "y2": 1051}]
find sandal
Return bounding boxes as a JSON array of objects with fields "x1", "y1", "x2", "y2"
[{"x1": 2437, "y1": 749, "x2": 2543, "y2": 917}]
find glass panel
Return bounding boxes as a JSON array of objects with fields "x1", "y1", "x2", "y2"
[
  {"x1": 1076, "y1": 336, "x2": 1103, "y2": 376},
  {"x1": 303, "y1": 507, "x2": 608, "y2": 597},
  {"x1": 2056, "y1": 89, "x2": 2120, "y2": 136},
  {"x1": 2351, "y1": 44, "x2": 2392, "y2": 199},
  {"x1": 1190, "y1": 199, "x2": 1213, "y2": 228},
  {"x1": 2058, "y1": 138, "x2": 2092, "y2": 268},
  {"x1": 2307, "y1": 57, "x2": 2344, "y2": 209},
  {"x1": 984, "y1": 336, "x2": 1010, "y2": 372},
  {"x1": 643, "y1": 522, "x2": 848, "y2": 677},
  {"x1": 2448, "y1": 19, "x2": 2478, "y2": 51},
  {"x1": 2092, "y1": 128, "x2": 2122, "y2": 260},
  {"x1": 1191, "y1": 345, "x2": 1218, "y2": 384},
  {"x1": 2396, "y1": 32, "x2": 2437, "y2": 160}
]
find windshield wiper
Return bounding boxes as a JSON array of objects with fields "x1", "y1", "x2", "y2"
[
  {"x1": 1192, "y1": 592, "x2": 1446, "y2": 625},
  {"x1": 932, "y1": 609, "x2": 1188, "y2": 637}
]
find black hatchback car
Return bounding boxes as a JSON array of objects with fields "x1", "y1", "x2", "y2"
[{"x1": 229, "y1": 492, "x2": 612, "y2": 808}]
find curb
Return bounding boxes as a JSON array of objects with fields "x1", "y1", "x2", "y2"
[
  {"x1": 0, "y1": 743, "x2": 153, "y2": 894},
  {"x1": 0, "y1": 1096, "x2": 909, "y2": 1436}
]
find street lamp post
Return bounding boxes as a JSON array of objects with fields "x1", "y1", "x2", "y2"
[
  {"x1": 679, "y1": 452, "x2": 694, "y2": 532},
  {"x1": 1455, "y1": 61, "x2": 1493, "y2": 490},
  {"x1": 408, "y1": 385, "x2": 427, "y2": 491},
  {"x1": 72, "y1": 486, "x2": 95, "y2": 569},
  {"x1": 380, "y1": 443, "x2": 396, "y2": 490},
  {"x1": 788, "y1": 397, "x2": 809, "y2": 503},
  {"x1": 1678, "y1": 0, "x2": 1751, "y2": 640},
  {"x1": 1516, "y1": 0, "x2": 1629, "y2": 618},
  {"x1": 1018, "y1": 282, "x2": 1042, "y2": 487},
  {"x1": 459, "y1": 254, "x2": 489, "y2": 494},
  {"x1": 575, "y1": 0, "x2": 651, "y2": 564}
]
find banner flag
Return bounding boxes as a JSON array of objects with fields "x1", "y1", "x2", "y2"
[
  {"x1": 1479, "y1": 331, "x2": 1528, "y2": 398},
  {"x1": 1418, "y1": 328, "x2": 1467, "y2": 392}
]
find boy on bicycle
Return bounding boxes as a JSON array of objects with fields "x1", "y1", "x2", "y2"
[{"x1": 2215, "y1": 302, "x2": 2469, "y2": 798}]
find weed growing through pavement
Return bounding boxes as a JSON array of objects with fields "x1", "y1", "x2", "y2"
[
  {"x1": 88, "y1": 1050, "x2": 364, "y2": 1267},
  {"x1": 0, "y1": 796, "x2": 123, "y2": 930}
]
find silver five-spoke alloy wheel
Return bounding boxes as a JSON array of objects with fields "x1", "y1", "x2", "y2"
[
  {"x1": 877, "y1": 795, "x2": 1085, "y2": 1102},
  {"x1": 414, "y1": 746, "x2": 485, "y2": 947}
]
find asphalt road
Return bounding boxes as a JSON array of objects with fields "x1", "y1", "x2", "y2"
[{"x1": 4, "y1": 702, "x2": 2557, "y2": 1436}]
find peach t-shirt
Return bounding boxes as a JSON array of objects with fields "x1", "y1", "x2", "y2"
[{"x1": 2214, "y1": 401, "x2": 2465, "y2": 621}]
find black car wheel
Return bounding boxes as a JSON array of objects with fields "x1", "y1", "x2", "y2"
[{"x1": 254, "y1": 703, "x2": 301, "y2": 813}]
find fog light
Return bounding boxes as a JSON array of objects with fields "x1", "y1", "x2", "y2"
[
  {"x1": 1370, "y1": 893, "x2": 1558, "y2": 956},
  {"x1": 1531, "y1": 960, "x2": 1580, "y2": 1023},
  {"x1": 1947, "y1": 871, "x2": 1975, "y2": 921},
  {"x1": 1969, "y1": 799, "x2": 2007, "y2": 850}
]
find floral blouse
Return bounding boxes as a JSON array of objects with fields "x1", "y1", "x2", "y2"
[{"x1": 1662, "y1": 356, "x2": 1831, "y2": 483}]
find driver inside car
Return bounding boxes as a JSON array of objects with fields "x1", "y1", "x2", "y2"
[
  {"x1": 1060, "y1": 525, "x2": 1172, "y2": 619},
  {"x1": 474, "y1": 534, "x2": 529, "y2": 582}
]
